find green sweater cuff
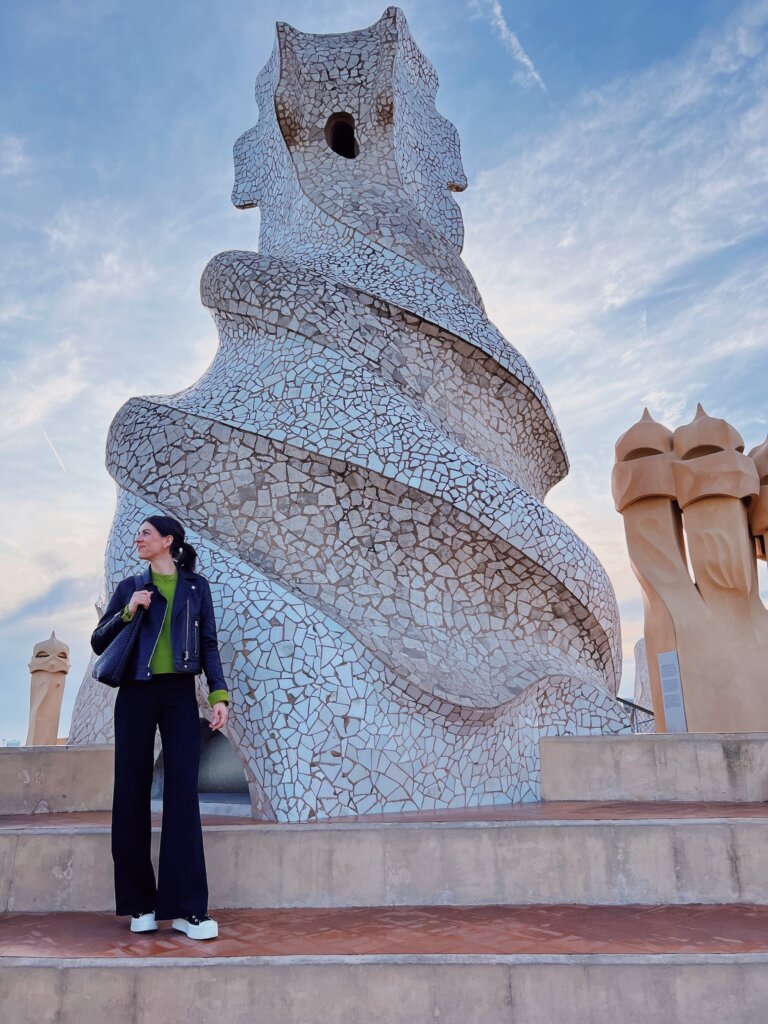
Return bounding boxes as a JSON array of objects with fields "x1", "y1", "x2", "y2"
[
  {"x1": 121, "y1": 605, "x2": 134, "y2": 622},
  {"x1": 208, "y1": 689, "x2": 230, "y2": 707}
]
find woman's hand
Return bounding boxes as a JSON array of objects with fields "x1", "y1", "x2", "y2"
[
  {"x1": 209, "y1": 702, "x2": 229, "y2": 731},
  {"x1": 127, "y1": 589, "x2": 152, "y2": 615}
]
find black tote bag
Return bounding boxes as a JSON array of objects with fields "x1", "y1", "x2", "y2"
[{"x1": 93, "y1": 574, "x2": 145, "y2": 688}]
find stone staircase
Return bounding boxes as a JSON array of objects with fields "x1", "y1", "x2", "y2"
[{"x1": 1, "y1": 735, "x2": 767, "y2": 1022}]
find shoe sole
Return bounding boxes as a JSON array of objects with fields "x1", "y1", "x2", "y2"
[
  {"x1": 130, "y1": 916, "x2": 158, "y2": 933},
  {"x1": 171, "y1": 917, "x2": 218, "y2": 940}
]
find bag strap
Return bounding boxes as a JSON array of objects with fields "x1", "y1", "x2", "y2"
[{"x1": 128, "y1": 573, "x2": 146, "y2": 622}]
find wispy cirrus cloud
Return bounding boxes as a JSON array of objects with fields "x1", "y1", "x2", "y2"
[
  {"x1": 461, "y1": 0, "x2": 768, "y2": 690},
  {"x1": 0, "y1": 348, "x2": 86, "y2": 439},
  {"x1": 469, "y1": 0, "x2": 547, "y2": 92},
  {"x1": 0, "y1": 301, "x2": 33, "y2": 324},
  {"x1": 2, "y1": 0, "x2": 766, "y2": 725},
  {"x1": 0, "y1": 135, "x2": 33, "y2": 176},
  {"x1": 43, "y1": 203, "x2": 158, "y2": 310},
  {"x1": 463, "y1": 2, "x2": 768, "y2": 351}
]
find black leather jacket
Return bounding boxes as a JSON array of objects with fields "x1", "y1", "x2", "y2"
[{"x1": 90, "y1": 567, "x2": 228, "y2": 696}]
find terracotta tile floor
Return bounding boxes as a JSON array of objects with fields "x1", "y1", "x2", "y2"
[
  {"x1": 1, "y1": 905, "x2": 767, "y2": 959},
  {"x1": 2, "y1": 801, "x2": 767, "y2": 831}
]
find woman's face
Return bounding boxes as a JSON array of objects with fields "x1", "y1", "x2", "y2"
[{"x1": 135, "y1": 522, "x2": 172, "y2": 561}]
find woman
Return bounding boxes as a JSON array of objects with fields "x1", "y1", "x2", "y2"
[{"x1": 91, "y1": 514, "x2": 230, "y2": 940}]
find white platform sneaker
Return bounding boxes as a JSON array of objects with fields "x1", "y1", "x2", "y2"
[
  {"x1": 172, "y1": 914, "x2": 219, "y2": 940},
  {"x1": 130, "y1": 912, "x2": 158, "y2": 933}
]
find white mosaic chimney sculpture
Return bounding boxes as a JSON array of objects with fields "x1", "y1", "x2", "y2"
[{"x1": 71, "y1": 7, "x2": 627, "y2": 819}]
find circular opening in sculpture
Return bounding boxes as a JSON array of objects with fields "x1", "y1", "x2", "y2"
[{"x1": 325, "y1": 112, "x2": 359, "y2": 159}]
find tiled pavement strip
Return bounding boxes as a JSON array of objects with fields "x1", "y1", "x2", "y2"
[{"x1": 2, "y1": 905, "x2": 768, "y2": 960}]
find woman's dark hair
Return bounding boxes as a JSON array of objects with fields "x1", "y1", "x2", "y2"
[{"x1": 144, "y1": 514, "x2": 198, "y2": 572}]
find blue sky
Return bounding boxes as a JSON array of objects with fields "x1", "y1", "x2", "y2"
[{"x1": 1, "y1": 0, "x2": 767, "y2": 740}]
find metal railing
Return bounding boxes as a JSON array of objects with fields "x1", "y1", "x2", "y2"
[{"x1": 617, "y1": 697, "x2": 656, "y2": 734}]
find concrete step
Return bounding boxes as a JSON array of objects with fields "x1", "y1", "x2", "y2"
[
  {"x1": 0, "y1": 746, "x2": 114, "y2": 814},
  {"x1": 541, "y1": 733, "x2": 768, "y2": 802},
  {"x1": 2, "y1": 803, "x2": 767, "y2": 912},
  {"x1": 5, "y1": 954, "x2": 765, "y2": 1024},
  {"x1": 1, "y1": 906, "x2": 767, "y2": 1024}
]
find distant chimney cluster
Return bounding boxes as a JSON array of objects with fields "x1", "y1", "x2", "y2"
[{"x1": 614, "y1": 405, "x2": 768, "y2": 734}]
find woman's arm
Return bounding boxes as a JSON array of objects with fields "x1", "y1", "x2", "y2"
[
  {"x1": 90, "y1": 581, "x2": 130, "y2": 655},
  {"x1": 199, "y1": 579, "x2": 229, "y2": 707}
]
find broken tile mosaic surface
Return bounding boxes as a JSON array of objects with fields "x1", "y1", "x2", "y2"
[{"x1": 69, "y1": 7, "x2": 630, "y2": 820}]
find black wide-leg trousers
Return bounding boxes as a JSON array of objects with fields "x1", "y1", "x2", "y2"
[{"x1": 112, "y1": 674, "x2": 208, "y2": 919}]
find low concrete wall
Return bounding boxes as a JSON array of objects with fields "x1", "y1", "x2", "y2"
[
  {"x1": 3, "y1": 814, "x2": 766, "y2": 911},
  {"x1": 1, "y1": 956, "x2": 767, "y2": 1024},
  {"x1": 541, "y1": 733, "x2": 768, "y2": 802},
  {"x1": 0, "y1": 746, "x2": 114, "y2": 814}
]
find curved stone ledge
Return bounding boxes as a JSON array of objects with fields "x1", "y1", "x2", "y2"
[
  {"x1": 200, "y1": 249, "x2": 567, "y2": 495},
  {"x1": 107, "y1": 400, "x2": 617, "y2": 703},
  {"x1": 81, "y1": 489, "x2": 627, "y2": 821}
]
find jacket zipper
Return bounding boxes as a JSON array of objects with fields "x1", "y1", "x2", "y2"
[
  {"x1": 184, "y1": 600, "x2": 190, "y2": 662},
  {"x1": 146, "y1": 586, "x2": 164, "y2": 676}
]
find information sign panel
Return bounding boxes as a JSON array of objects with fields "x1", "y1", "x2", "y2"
[{"x1": 657, "y1": 650, "x2": 687, "y2": 733}]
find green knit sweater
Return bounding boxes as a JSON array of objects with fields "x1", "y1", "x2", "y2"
[
  {"x1": 123, "y1": 570, "x2": 229, "y2": 707},
  {"x1": 148, "y1": 570, "x2": 178, "y2": 674}
]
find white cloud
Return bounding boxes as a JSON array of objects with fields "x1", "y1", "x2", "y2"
[
  {"x1": 0, "y1": 135, "x2": 32, "y2": 176},
  {"x1": 42, "y1": 203, "x2": 158, "y2": 313},
  {"x1": 0, "y1": 492, "x2": 110, "y2": 618},
  {"x1": 459, "y1": 1, "x2": 768, "y2": 685},
  {"x1": 463, "y1": 3, "x2": 768, "y2": 352},
  {"x1": 3, "y1": 0, "x2": 767, "y2": 736},
  {"x1": 469, "y1": 0, "x2": 547, "y2": 92},
  {"x1": 0, "y1": 302, "x2": 33, "y2": 324},
  {"x1": 0, "y1": 347, "x2": 86, "y2": 438}
]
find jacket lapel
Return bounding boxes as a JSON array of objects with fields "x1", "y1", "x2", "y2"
[
  {"x1": 171, "y1": 570, "x2": 193, "y2": 625},
  {"x1": 141, "y1": 568, "x2": 166, "y2": 635}
]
